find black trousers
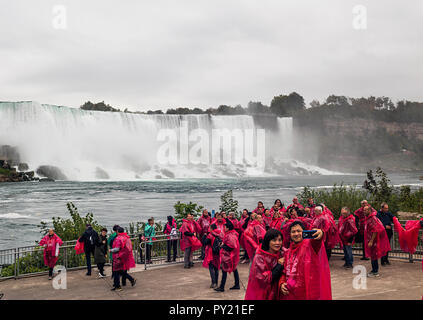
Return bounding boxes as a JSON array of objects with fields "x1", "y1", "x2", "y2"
[
  {"x1": 49, "y1": 267, "x2": 53, "y2": 277},
  {"x1": 326, "y1": 248, "x2": 332, "y2": 260},
  {"x1": 97, "y1": 263, "x2": 105, "y2": 275},
  {"x1": 167, "y1": 240, "x2": 177, "y2": 261},
  {"x1": 208, "y1": 263, "x2": 219, "y2": 285},
  {"x1": 146, "y1": 244, "x2": 152, "y2": 261},
  {"x1": 113, "y1": 270, "x2": 134, "y2": 288},
  {"x1": 219, "y1": 269, "x2": 239, "y2": 289},
  {"x1": 85, "y1": 250, "x2": 94, "y2": 274}
]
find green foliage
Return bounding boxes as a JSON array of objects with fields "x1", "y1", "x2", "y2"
[
  {"x1": 80, "y1": 101, "x2": 121, "y2": 112},
  {"x1": 127, "y1": 221, "x2": 163, "y2": 235},
  {"x1": 0, "y1": 168, "x2": 13, "y2": 176},
  {"x1": 363, "y1": 167, "x2": 393, "y2": 206},
  {"x1": 173, "y1": 201, "x2": 203, "y2": 227},
  {"x1": 219, "y1": 190, "x2": 239, "y2": 218},
  {"x1": 270, "y1": 92, "x2": 305, "y2": 116},
  {"x1": 38, "y1": 202, "x2": 103, "y2": 241},
  {"x1": 297, "y1": 184, "x2": 369, "y2": 219}
]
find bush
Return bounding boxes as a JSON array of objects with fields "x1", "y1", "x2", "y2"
[
  {"x1": 173, "y1": 201, "x2": 203, "y2": 227},
  {"x1": 219, "y1": 190, "x2": 240, "y2": 218}
]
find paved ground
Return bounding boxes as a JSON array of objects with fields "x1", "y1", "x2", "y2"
[{"x1": 1, "y1": 254, "x2": 422, "y2": 300}]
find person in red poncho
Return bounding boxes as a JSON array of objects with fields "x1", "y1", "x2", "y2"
[
  {"x1": 239, "y1": 209, "x2": 250, "y2": 264},
  {"x1": 202, "y1": 224, "x2": 222, "y2": 288},
  {"x1": 252, "y1": 201, "x2": 265, "y2": 215},
  {"x1": 363, "y1": 206, "x2": 391, "y2": 277},
  {"x1": 227, "y1": 211, "x2": 239, "y2": 232},
  {"x1": 213, "y1": 211, "x2": 226, "y2": 235},
  {"x1": 243, "y1": 213, "x2": 266, "y2": 261},
  {"x1": 109, "y1": 227, "x2": 136, "y2": 291},
  {"x1": 180, "y1": 213, "x2": 202, "y2": 269},
  {"x1": 278, "y1": 221, "x2": 331, "y2": 300},
  {"x1": 312, "y1": 206, "x2": 340, "y2": 260},
  {"x1": 286, "y1": 196, "x2": 304, "y2": 211},
  {"x1": 354, "y1": 200, "x2": 376, "y2": 261},
  {"x1": 262, "y1": 208, "x2": 273, "y2": 230},
  {"x1": 337, "y1": 207, "x2": 358, "y2": 268},
  {"x1": 39, "y1": 229, "x2": 63, "y2": 280},
  {"x1": 306, "y1": 198, "x2": 316, "y2": 218},
  {"x1": 214, "y1": 220, "x2": 240, "y2": 292},
  {"x1": 269, "y1": 199, "x2": 286, "y2": 216},
  {"x1": 197, "y1": 209, "x2": 212, "y2": 260},
  {"x1": 270, "y1": 209, "x2": 284, "y2": 231},
  {"x1": 245, "y1": 229, "x2": 284, "y2": 300}
]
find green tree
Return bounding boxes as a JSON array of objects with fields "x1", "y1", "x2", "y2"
[
  {"x1": 173, "y1": 201, "x2": 203, "y2": 227},
  {"x1": 270, "y1": 92, "x2": 305, "y2": 116},
  {"x1": 219, "y1": 190, "x2": 239, "y2": 217}
]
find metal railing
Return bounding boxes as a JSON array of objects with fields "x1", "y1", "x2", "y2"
[
  {"x1": 0, "y1": 231, "x2": 204, "y2": 280},
  {"x1": 1, "y1": 221, "x2": 422, "y2": 280}
]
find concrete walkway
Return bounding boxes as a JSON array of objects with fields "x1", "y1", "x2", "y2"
[{"x1": 1, "y1": 255, "x2": 422, "y2": 300}]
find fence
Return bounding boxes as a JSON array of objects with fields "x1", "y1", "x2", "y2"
[{"x1": 1, "y1": 221, "x2": 422, "y2": 281}]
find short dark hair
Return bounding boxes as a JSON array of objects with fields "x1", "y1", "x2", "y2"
[
  {"x1": 113, "y1": 225, "x2": 120, "y2": 231},
  {"x1": 261, "y1": 229, "x2": 282, "y2": 251},
  {"x1": 289, "y1": 220, "x2": 305, "y2": 232},
  {"x1": 117, "y1": 226, "x2": 125, "y2": 233},
  {"x1": 101, "y1": 228, "x2": 108, "y2": 232}
]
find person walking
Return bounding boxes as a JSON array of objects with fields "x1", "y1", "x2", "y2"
[
  {"x1": 180, "y1": 213, "x2": 202, "y2": 268},
  {"x1": 338, "y1": 207, "x2": 358, "y2": 268},
  {"x1": 94, "y1": 228, "x2": 108, "y2": 277},
  {"x1": 39, "y1": 229, "x2": 63, "y2": 280},
  {"x1": 78, "y1": 224, "x2": 99, "y2": 276}
]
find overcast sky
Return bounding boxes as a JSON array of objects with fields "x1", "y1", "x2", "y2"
[{"x1": 1, "y1": 0, "x2": 422, "y2": 111}]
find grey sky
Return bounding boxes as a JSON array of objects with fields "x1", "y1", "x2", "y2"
[{"x1": 0, "y1": 0, "x2": 422, "y2": 111}]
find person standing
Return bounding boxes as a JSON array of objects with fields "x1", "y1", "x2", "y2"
[
  {"x1": 202, "y1": 224, "x2": 222, "y2": 288},
  {"x1": 94, "y1": 228, "x2": 108, "y2": 277},
  {"x1": 214, "y1": 220, "x2": 240, "y2": 292},
  {"x1": 180, "y1": 213, "x2": 202, "y2": 268},
  {"x1": 78, "y1": 224, "x2": 99, "y2": 276},
  {"x1": 286, "y1": 197, "x2": 304, "y2": 211},
  {"x1": 197, "y1": 209, "x2": 212, "y2": 260},
  {"x1": 109, "y1": 227, "x2": 136, "y2": 291},
  {"x1": 337, "y1": 207, "x2": 358, "y2": 268},
  {"x1": 377, "y1": 203, "x2": 394, "y2": 266},
  {"x1": 245, "y1": 229, "x2": 284, "y2": 300},
  {"x1": 354, "y1": 200, "x2": 376, "y2": 260},
  {"x1": 363, "y1": 206, "x2": 391, "y2": 277},
  {"x1": 39, "y1": 229, "x2": 63, "y2": 280},
  {"x1": 144, "y1": 218, "x2": 156, "y2": 264},
  {"x1": 164, "y1": 215, "x2": 178, "y2": 262},
  {"x1": 278, "y1": 222, "x2": 331, "y2": 300}
]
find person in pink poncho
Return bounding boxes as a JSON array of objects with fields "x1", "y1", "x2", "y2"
[
  {"x1": 279, "y1": 221, "x2": 331, "y2": 300},
  {"x1": 286, "y1": 196, "x2": 304, "y2": 211},
  {"x1": 269, "y1": 199, "x2": 286, "y2": 216},
  {"x1": 337, "y1": 207, "x2": 358, "y2": 268},
  {"x1": 363, "y1": 206, "x2": 391, "y2": 277},
  {"x1": 306, "y1": 198, "x2": 316, "y2": 218},
  {"x1": 245, "y1": 229, "x2": 284, "y2": 300},
  {"x1": 197, "y1": 209, "x2": 212, "y2": 260},
  {"x1": 238, "y1": 209, "x2": 250, "y2": 264},
  {"x1": 270, "y1": 209, "x2": 284, "y2": 231},
  {"x1": 214, "y1": 220, "x2": 240, "y2": 292},
  {"x1": 180, "y1": 213, "x2": 202, "y2": 268},
  {"x1": 227, "y1": 211, "x2": 239, "y2": 232},
  {"x1": 39, "y1": 229, "x2": 63, "y2": 280},
  {"x1": 354, "y1": 200, "x2": 376, "y2": 260},
  {"x1": 212, "y1": 211, "x2": 226, "y2": 235},
  {"x1": 109, "y1": 226, "x2": 136, "y2": 291},
  {"x1": 243, "y1": 213, "x2": 266, "y2": 261},
  {"x1": 262, "y1": 208, "x2": 273, "y2": 230},
  {"x1": 252, "y1": 201, "x2": 265, "y2": 215},
  {"x1": 202, "y1": 224, "x2": 222, "y2": 288},
  {"x1": 312, "y1": 205, "x2": 340, "y2": 260}
]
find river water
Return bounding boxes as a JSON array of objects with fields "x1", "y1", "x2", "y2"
[{"x1": 1, "y1": 173, "x2": 422, "y2": 250}]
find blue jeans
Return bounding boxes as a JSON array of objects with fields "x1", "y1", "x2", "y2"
[{"x1": 343, "y1": 245, "x2": 353, "y2": 266}]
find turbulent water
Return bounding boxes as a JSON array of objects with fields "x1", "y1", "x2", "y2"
[{"x1": 1, "y1": 174, "x2": 423, "y2": 250}]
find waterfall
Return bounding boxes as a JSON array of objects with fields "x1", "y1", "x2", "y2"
[{"x1": 0, "y1": 101, "x2": 320, "y2": 180}]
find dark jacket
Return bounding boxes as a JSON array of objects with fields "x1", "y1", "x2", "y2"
[
  {"x1": 78, "y1": 227, "x2": 99, "y2": 253},
  {"x1": 94, "y1": 234, "x2": 108, "y2": 264},
  {"x1": 376, "y1": 210, "x2": 394, "y2": 236}
]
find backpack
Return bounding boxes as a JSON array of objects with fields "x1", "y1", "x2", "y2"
[{"x1": 212, "y1": 236, "x2": 222, "y2": 255}]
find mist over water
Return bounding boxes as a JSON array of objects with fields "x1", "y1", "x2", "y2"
[{"x1": 0, "y1": 101, "x2": 336, "y2": 181}]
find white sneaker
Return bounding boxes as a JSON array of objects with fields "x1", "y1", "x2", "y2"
[
  {"x1": 98, "y1": 273, "x2": 106, "y2": 278},
  {"x1": 367, "y1": 272, "x2": 380, "y2": 278}
]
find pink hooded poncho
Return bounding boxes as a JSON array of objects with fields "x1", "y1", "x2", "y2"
[
  {"x1": 179, "y1": 219, "x2": 202, "y2": 252},
  {"x1": 39, "y1": 233, "x2": 63, "y2": 268},
  {"x1": 245, "y1": 246, "x2": 282, "y2": 300},
  {"x1": 112, "y1": 233, "x2": 136, "y2": 271},
  {"x1": 338, "y1": 214, "x2": 358, "y2": 246},
  {"x1": 279, "y1": 238, "x2": 332, "y2": 300},
  {"x1": 202, "y1": 229, "x2": 222, "y2": 269},
  {"x1": 364, "y1": 212, "x2": 391, "y2": 260},
  {"x1": 243, "y1": 220, "x2": 266, "y2": 259},
  {"x1": 220, "y1": 229, "x2": 240, "y2": 273}
]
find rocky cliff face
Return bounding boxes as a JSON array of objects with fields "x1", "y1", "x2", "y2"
[{"x1": 293, "y1": 119, "x2": 423, "y2": 173}]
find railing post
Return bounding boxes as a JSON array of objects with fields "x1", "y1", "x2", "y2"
[
  {"x1": 64, "y1": 246, "x2": 67, "y2": 269},
  {"x1": 144, "y1": 238, "x2": 147, "y2": 270},
  {"x1": 14, "y1": 248, "x2": 17, "y2": 279},
  {"x1": 409, "y1": 252, "x2": 414, "y2": 263}
]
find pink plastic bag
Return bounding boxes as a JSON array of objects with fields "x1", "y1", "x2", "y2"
[{"x1": 74, "y1": 239, "x2": 84, "y2": 255}]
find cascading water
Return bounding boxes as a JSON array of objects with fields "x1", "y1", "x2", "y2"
[{"x1": 0, "y1": 101, "x2": 336, "y2": 180}]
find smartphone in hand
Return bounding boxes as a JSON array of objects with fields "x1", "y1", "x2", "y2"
[{"x1": 302, "y1": 230, "x2": 317, "y2": 239}]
